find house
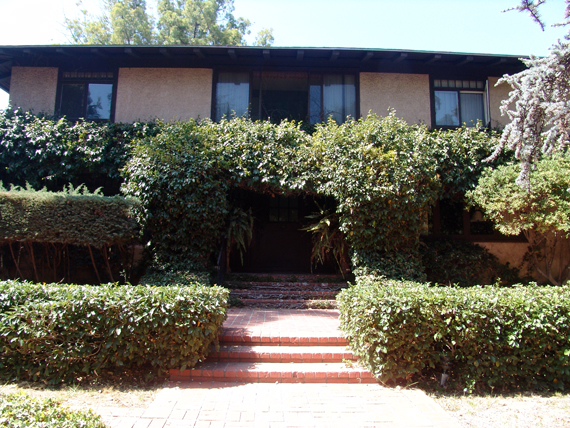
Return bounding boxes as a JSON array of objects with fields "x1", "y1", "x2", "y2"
[{"x1": 0, "y1": 45, "x2": 528, "y2": 274}]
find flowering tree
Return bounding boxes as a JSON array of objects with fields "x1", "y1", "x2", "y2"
[{"x1": 487, "y1": 1, "x2": 570, "y2": 186}]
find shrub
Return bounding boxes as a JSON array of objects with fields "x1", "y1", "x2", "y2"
[
  {"x1": 0, "y1": 280, "x2": 229, "y2": 384},
  {"x1": 0, "y1": 392, "x2": 106, "y2": 428},
  {"x1": 337, "y1": 278, "x2": 570, "y2": 391},
  {"x1": 467, "y1": 154, "x2": 570, "y2": 285},
  {"x1": 420, "y1": 239, "x2": 522, "y2": 286}
]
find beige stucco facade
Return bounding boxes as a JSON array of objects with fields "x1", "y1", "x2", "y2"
[
  {"x1": 488, "y1": 76, "x2": 513, "y2": 129},
  {"x1": 115, "y1": 68, "x2": 213, "y2": 122},
  {"x1": 360, "y1": 72, "x2": 431, "y2": 125},
  {"x1": 9, "y1": 67, "x2": 58, "y2": 115}
]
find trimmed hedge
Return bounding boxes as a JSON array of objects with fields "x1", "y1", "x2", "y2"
[
  {"x1": 337, "y1": 278, "x2": 570, "y2": 391},
  {"x1": 0, "y1": 392, "x2": 106, "y2": 427},
  {"x1": 0, "y1": 185, "x2": 139, "y2": 248},
  {"x1": 0, "y1": 280, "x2": 229, "y2": 384}
]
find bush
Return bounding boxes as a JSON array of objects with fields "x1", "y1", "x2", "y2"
[
  {"x1": 0, "y1": 280, "x2": 229, "y2": 384},
  {"x1": 420, "y1": 239, "x2": 522, "y2": 286},
  {"x1": 467, "y1": 154, "x2": 570, "y2": 285},
  {"x1": 0, "y1": 392, "x2": 106, "y2": 427},
  {"x1": 0, "y1": 184, "x2": 139, "y2": 248},
  {"x1": 337, "y1": 278, "x2": 570, "y2": 391}
]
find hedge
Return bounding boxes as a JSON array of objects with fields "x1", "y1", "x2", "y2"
[
  {"x1": 0, "y1": 392, "x2": 106, "y2": 428},
  {"x1": 0, "y1": 184, "x2": 138, "y2": 248},
  {"x1": 0, "y1": 280, "x2": 229, "y2": 384},
  {"x1": 337, "y1": 278, "x2": 570, "y2": 391}
]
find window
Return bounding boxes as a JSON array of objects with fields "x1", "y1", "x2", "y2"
[
  {"x1": 433, "y1": 79, "x2": 487, "y2": 128},
  {"x1": 425, "y1": 197, "x2": 525, "y2": 242},
  {"x1": 214, "y1": 71, "x2": 357, "y2": 124},
  {"x1": 57, "y1": 72, "x2": 114, "y2": 121}
]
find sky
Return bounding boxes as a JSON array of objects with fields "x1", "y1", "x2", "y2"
[{"x1": 1, "y1": 0, "x2": 569, "y2": 108}]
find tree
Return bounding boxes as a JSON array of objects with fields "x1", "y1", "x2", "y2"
[
  {"x1": 487, "y1": 1, "x2": 570, "y2": 186},
  {"x1": 466, "y1": 154, "x2": 570, "y2": 285},
  {"x1": 64, "y1": 0, "x2": 273, "y2": 46}
]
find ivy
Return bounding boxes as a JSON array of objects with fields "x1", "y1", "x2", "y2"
[{"x1": 0, "y1": 109, "x2": 510, "y2": 280}]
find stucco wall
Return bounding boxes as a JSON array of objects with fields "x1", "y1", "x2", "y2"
[
  {"x1": 115, "y1": 68, "x2": 212, "y2": 122},
  {"x1": 488, "y1": 76, "x2": 513, "y2": 129},
  {"x1": 9, "y1": 67, "x2": 58, "y2": 114},
  {"x1": 360, "y1": 72, "x2": 431, "y2": 125}
]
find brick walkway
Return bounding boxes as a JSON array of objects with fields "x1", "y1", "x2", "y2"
[{"x1": 97, "y1": 309, "x2": 460, "y2": 428}]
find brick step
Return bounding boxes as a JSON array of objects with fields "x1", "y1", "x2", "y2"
[
  {"x1": 232, "y1": 299, "x2": 338, "y2": 309},
  {"x1": 230, "y1": 289, "x2": 338, "y2": 298},
  {"x1": 224, "y1": 281, "x2": 347, "y2": 290},
  {"x1": 220, "y1": 328, "x2": 347, "y2": 346},
  {"x1": 224, "y1": 273, "x2": 348, "y2": 283},
  {"x1": 170, "y1": 361, "x2": 375, "y2": 383},
  {"x1": 209, "y1": 345, "x2": 355, "y2": 362}
]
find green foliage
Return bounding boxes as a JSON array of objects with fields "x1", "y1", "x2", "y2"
[
  {"x1": 226, "y1": 206, "x2": 254, "y2": 265},
  {"x1": 429, "y1": 124, "x2": 513, "y2": 197},
  {"x1": 0, "y1": 392, "x2": 106, "y2": 428},
  {"x1": 122, "y1": 117, "x2": 308, "y2": 271},
  {"x1": 467, "y1": 154, "x2": 570, "y2": 285},
  {"x1": 64, "y1": 0, "x2": 274, "y2": 46},
  {"x1": 303, "y1": 203, "x2": 350, "y2": 275},
  {"x1": 338, "y1": 279, "x2": 570, "y2": 391},
  {"x1": 0, "y1": 185, "x2": 139, "y2": 248},
  {"x1": 0, "y1": 392, "x2": 105, "y2": 428},
  {"x1": 2, "y1": 108, "x2": 507, "y2": 280},
  {"x1": 420, "y1": 239, "x2": 522, "y2": 286},
  {"x1": 0, "y1": 280, "x2": 228, "y2": 384},
  {"x1": 350, "y1": 249, "x2": 427, "y2": 282},
  {"x1": 139, "y1": 269, "x2": 212, "y2": 286},
  {"x1": 467, "y1": 154, "x2": 570, "y2": 236},
  {"x1": 0, "y1": 108, "x2": 160, "y2": 194}
]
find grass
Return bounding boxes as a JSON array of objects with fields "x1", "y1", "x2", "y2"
[{"x1": 432, "y1": 391, "x2": 570, "y2": 428}]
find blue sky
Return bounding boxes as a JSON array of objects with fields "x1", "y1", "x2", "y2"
[{"x1": 1, "y1": 0, "x2": 569, "y2": 108}]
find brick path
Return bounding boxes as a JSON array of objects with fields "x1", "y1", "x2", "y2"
[{"x1": 96, "y1": 309, "x2": 460, "y2": 428}]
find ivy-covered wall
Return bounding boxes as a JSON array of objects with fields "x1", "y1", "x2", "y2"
[{"x1": 0, "y1": 108, "x2": 511, "y2": 281}]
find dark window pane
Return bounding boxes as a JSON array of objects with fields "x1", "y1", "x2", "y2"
[
  {"x1": 86, "y1": 83, "x2": 112, "y2": 119},
  {"x1": 269, "y1": 208, "x2": 279, "y2": 222},
  {"x1": 290, "y1": 209, "x2": 298, "y2": 222},
  {"x1": 215, "y1": 72, "x2": 250, "y2": 121},
  {"x1": 343, "y1": 74, "x2": 356, "y2": 120},
  {"x1": 60, "y1": 84, "x2": 85, "y2": 118},
  {"x1": 258, "y1": 71, "x2": 308, "y2": 123},
  {"x1": 460, "y1": 92, "x2": 484, "y2": 127},
  {"x1": 309, "y1": 84, "x2": 322, "y2": 124},
  {"x1": 440, "y1": 198, "x2": 464, "y2": 235},
  {"x1": 435, "y1": 91, "x2": 459, "y2": 126}
]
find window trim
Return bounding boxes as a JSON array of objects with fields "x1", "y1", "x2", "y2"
[
  {"x1": 211, "y1": 67, "x2": 360, "y2": 124},
  {"x1": 55, "y1": 69, "x2": 117, "y2": 122}
]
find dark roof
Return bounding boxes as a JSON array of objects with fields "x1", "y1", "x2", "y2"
[{"x1": 0, "y1": 44, "x2": 527, "y2": 93}]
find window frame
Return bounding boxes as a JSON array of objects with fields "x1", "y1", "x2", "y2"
[
  {"x1": 430, "y1": 77, "x2": 489, "y2": 129},
  {"x1": 211, "y1": 67, "x2": 360, "y2": 124},
  {"x1": 55, "y1": 70, "x2": 117, "y2": 122}
]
